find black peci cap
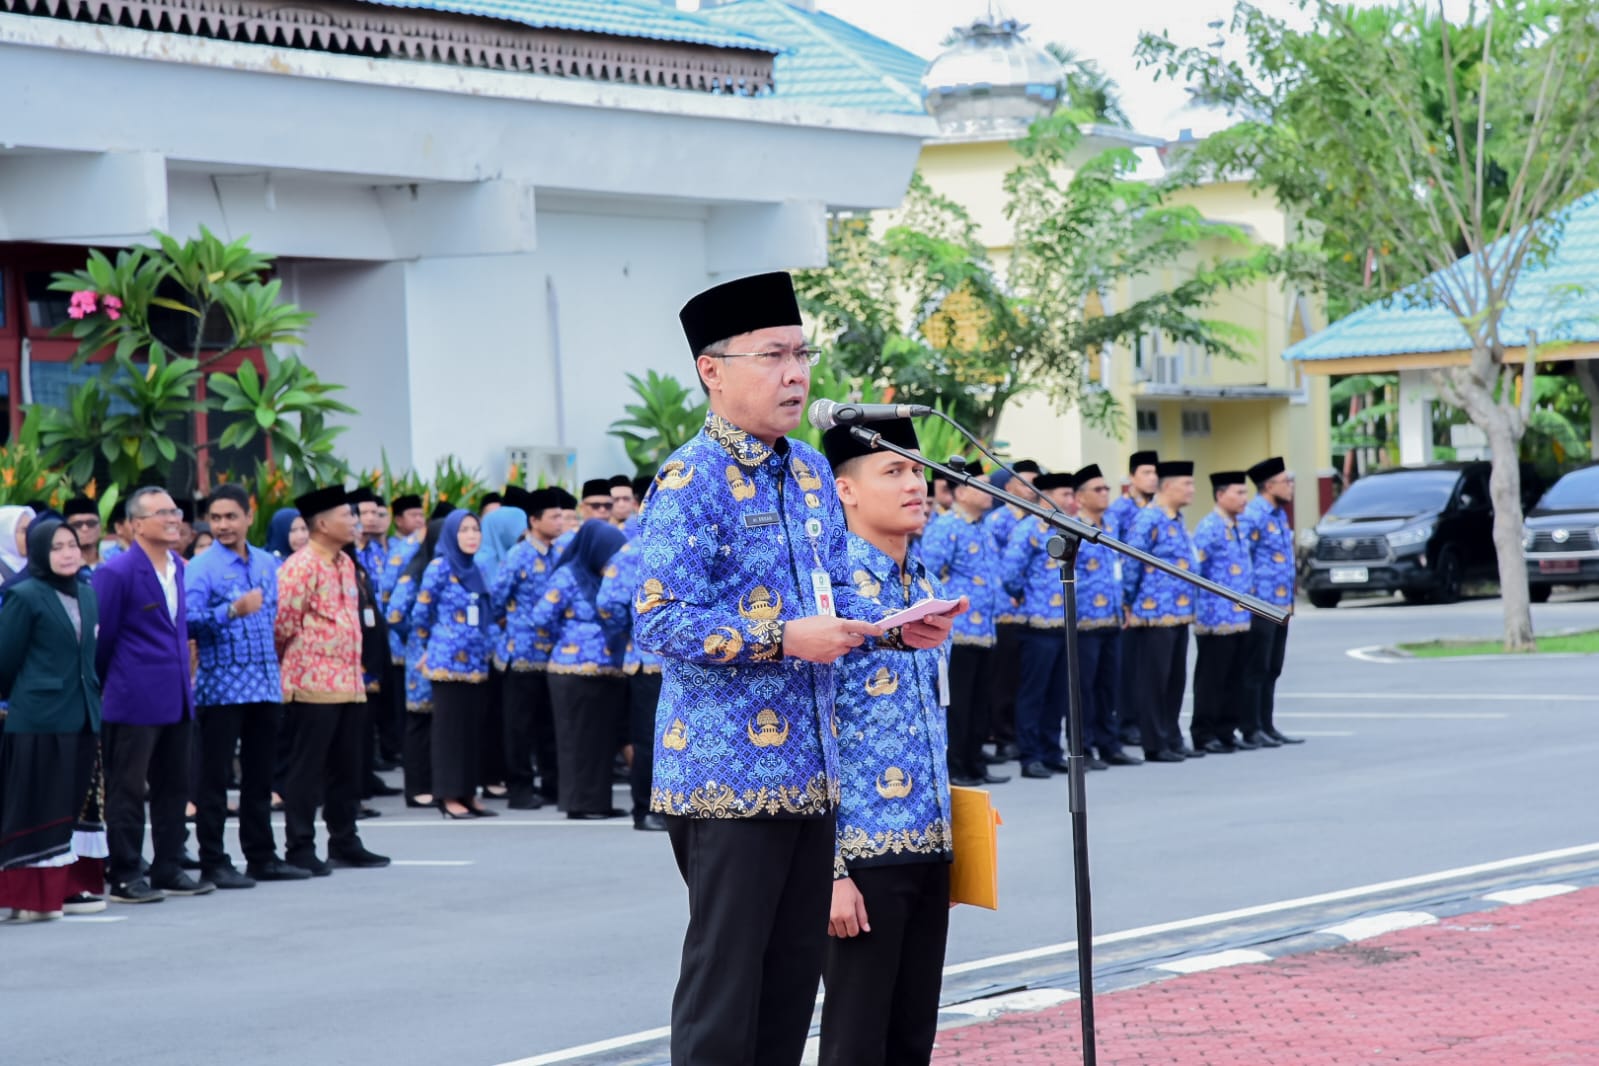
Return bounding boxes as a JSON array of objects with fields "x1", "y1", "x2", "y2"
[
  {"x1": 1210, "y1": 470, "x2": 1247, "y2": 490},
  {"x1": 295, "y1": 485, "x2": 349, "y2": 520},
  {"x1": 580, "y1": 479, "x2": 612, "y2": 501},
  {"x1": 1070, "y1": 464, "x2": 1104, "y2": 491},
  {"x1": 1156, "y1": 460, "x2": 1194, "y2": 479},
  {"x1": 1129, "y1": 451, "x2": 1160, "y2": 473},
  {"x1": 823, "y1": 417, "x2": 921, "y2": 470},
  {"x1": 1248, "y1": 457, "x2": 1287, "y2": 486},
  {"x1": 392, "y1": 494, "x2": 423, "y2": 515},
  {"x1": 678, "y1": 272, "x2": 803, "y2": 357},
  {"x1": 1034, "y1": 472, "x2": 1075, "y2": 492}
]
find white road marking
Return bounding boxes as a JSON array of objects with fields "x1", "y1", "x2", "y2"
[
  {"x1": 1156, "y1": 948, "x2": 1271, "y2": 974},
  {"x1": 1277, "y1": 712, "x2": 1506, "y2": 720},
  {"x1": 390, "y1": 860, "x2": 476, "y2": 866},
  {"x1": 1281, "y1": 691, "x2": 1599, "y2": 702},
  {"x1": 1483, "y1": 883, "x2": 1579, "y2": 905},
  {"x1": 61, "y1": 915, "x2": 127, "y2": 923},
  {"x1": 1319, "y1": 911, "x2": 1437, "y2": 942},
  {"x1": 354, "y1": 820, "x2": 634, "y2": 828},
  {"x1": 940, "y1": 988, "x2": 1079, "y2": 1017},
  {"x1": 492, "y1": 1026, "x2": 672, "y2": 1066},
  {"x1": 1285, "y1": 730, "x2": 1356, "y2": 737}
]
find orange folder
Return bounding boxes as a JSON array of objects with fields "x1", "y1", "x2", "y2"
[{"x1": 949, "y1": 786, "x2": 1002, "y2": 910}]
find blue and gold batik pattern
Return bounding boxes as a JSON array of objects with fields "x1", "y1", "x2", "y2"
[
  {"x1": 1238, "y1": 495, "x2": 1296, "y2": 608},
  {"x1": 1105, "y1": 494, "x2": 1148, "y2": 541},
  {"x1": 634, "y1": 413, "x2": 877, "y2": 820},
  {"x1": 490, "y1": 538, "x2": 556, "y2": 672},
  {"x1": 386, "y1": 570, "x2": 432, "y2": 711},
  {"x1": 834, "y1": 535, "x2": 952, "y2": 878},
  {"x1": 184, "y1": 543, "x2": 283, "y2": 707},
  {"x1": 1075, "y1": 520, "x2": 1122, "y2": 631},
  {"x1": 530, "y1": 566, "x2": 625, "y2": 676},
  {"x1": 984, "y1": 505, "x2": 1027, "y2": 623},
  {"x1": 380, "y1": 537, "x2": 420, "y2": 664},
  {"x1": 412, "y1": 558, "x2": 491, "y2": 683},
  {"x1": 1192, "y1": 511, "x2": 1255, "y2": 635},
  {"x1": 597, "y1": 540, "x2": 663, "y2": 676},
  {"x1": 1121, "y1": 505, "x2": 1198, "y2": 627},
  {"x1": 1001, "y1": 516, "x2": 1066, "y2": 629},
  {"x1": 918, "y1": 510, "x2": 1000, "y2": 647}
]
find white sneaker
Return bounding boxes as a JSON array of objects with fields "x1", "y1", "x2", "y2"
[
  {"x1": 63, "y1": 893, "x2": 107, "y2": 915},
  {"x1": 9, "y1": 909, "x2": 64, "y2": 922}
]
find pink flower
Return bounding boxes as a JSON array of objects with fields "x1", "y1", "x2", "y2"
[
  {"x1": 67, "y1": 290, "x2": 97, "y2": 320},
  {"x1": 103, "y1": 294, "x2": 122, "y2": 321}
]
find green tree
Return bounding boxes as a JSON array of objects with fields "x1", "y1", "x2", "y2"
[
  {"x1": 1044, "y1": 43, "x2": 1132, "y2": 127},
  {"x1": 35, "y1": 227, "x2": 353, "y2": 494},
  {"x1": 799, "y1": 121, "x2": 1271, "y2": 442},
  {"x1": 1140, "y1": 0, "x2": 1599, "y2": 651}
]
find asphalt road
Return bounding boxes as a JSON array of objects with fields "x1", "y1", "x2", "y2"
[{"x1": 7, "y1": 593, "x2": 1599, "y2": 1066}]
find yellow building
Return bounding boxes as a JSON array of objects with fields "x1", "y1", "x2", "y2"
[{"x1": 911, "y1": 16, "x2": 1331, "y2": 529}]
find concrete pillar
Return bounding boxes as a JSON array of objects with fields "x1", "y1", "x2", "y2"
[{"x1": 1397, "y1": 368, "x2": 1435, "y2": 465}]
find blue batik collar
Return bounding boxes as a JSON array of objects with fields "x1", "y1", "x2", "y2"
[{"x1": 704, "y1": 411, "x2": 784, "y2": 469}]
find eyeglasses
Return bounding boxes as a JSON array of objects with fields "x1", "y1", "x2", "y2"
[
  {"x1": 583, "y1": 500, "x2": 614, "y2": 511},
  {"x1": 134, "y1": 508, "x2": 182, "y2": 520},
  {"x1": 709, "y1": 347, "x2": 822, "y2": 369},
  {"x1": 67, "y1": 518, "x2": 101, "y2": 529}
]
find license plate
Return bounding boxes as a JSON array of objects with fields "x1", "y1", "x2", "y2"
[
  {"x1": 1539, "y1": 559, "x2": 1580, "y2": 574},
  {"x1": 1329, "y1": 566, "x2": 1368, "y2": 584}
]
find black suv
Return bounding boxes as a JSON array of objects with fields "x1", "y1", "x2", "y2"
[
  {"x1": 1522, "y1": 462, "x2": 1599, "y2": 602},
  {"x1": 1305, "y1": 463, "x2": 1502, "y2": 608}
]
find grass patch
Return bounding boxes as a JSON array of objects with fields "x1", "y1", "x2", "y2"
[{"x1": 1399, "y1": 628, "x2": 1599, "y2": 657}]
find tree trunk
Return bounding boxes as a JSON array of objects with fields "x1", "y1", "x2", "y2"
[
  {"x1": 1575, "y1": 361, "x2": 1599, "y2": 455},
  {"x1": 1482, "y1": 418, "x2": 1534, "y2": 651}
]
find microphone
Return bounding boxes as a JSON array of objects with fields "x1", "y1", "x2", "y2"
[{"x1": 807, "y1": 398, "x2": 933, "y2": 432}]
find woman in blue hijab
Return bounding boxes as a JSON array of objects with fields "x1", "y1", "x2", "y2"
[
  {"x1": 532, "y1": 519, "x2": 627, "y2": 819},
  {"x1": 474, "y1": 503, "x2": 528, "y2": 802},
  {"x1": 265, "y1": 508, "x2": 307, "y2": 560},
  {"x1": 475, "y1": 504, "x2": 527, "y2": 585},
  {"x1": 411, "y1": 510, "x2": 496, "y2": 819}
]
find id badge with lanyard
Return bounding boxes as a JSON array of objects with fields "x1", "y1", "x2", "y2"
[{"x1": 804, "y1": 516, "x2": 836, "y2": 618}]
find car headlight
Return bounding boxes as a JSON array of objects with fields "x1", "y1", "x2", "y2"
[
  {"x1": 1386, "y1": 523, "x2": 1434, "y2": 549},
  {"x1": 1523, "y1": 530, "x2": 1536, "y2": 550},
  {"x1": 1297, "y1": 528, "x2": 1319, "y2": 551}
]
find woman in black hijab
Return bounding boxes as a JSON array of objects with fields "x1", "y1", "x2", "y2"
[
  {"x1": 0, "y1": 520, "x2": 108, "y2": 920},
  {"x1": 388, "y1": 517, "x2": 448, "y2": 806}
]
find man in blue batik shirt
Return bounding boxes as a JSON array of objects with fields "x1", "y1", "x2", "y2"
[
  {"x1": 185, "y1": 484, "x2": 310, "y2": 888},
  {"x1": 919, "y1": 463, "x2": 1008, "y2": 788},
  {"x1": 1191, "y1": 471, "x2": 1257, "y2": 754},
  {"x1": 1070, "y1": 465, "x2": 1142, "y2": 767},
  {"x1": 981, "y1": 458, "x2": 1039, "y2": 764},
  {"x1": 1239, "y1": 457, "x2": 1303, "y2": 747},
  {"x1": 1120, "y1": 460, "x2": 1200, "y2": 764},
  {"x1": 817, "y1": 417, "x2": 966, "y2": 1066},
  {"x1": 636, "y1": 272, "x2": 958, "y2": 1066}
]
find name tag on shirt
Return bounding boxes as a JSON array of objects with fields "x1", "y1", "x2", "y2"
[
  {"x1": 811, "y1": 569, "x2": 836, "y2": 618},
  {"x1": 743, "y1": 511, "x2": 781, "y2": 529},
  {"x1": 466, "y1": 603, "x2": 480, "y2": 627},
  {"x1": 363, "y1": 607, "x2": 376, "y2": 628},
  {"x1": 937, "y1": 654, "x2": 951, "y2": 708},
  {"x1": 1113, "y1": 560, "x2": 1123, "y2": 582}
]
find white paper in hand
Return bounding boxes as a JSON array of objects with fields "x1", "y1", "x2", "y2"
[{"x1": 876, "y1": 598, "x2": 963, "y2": 630}]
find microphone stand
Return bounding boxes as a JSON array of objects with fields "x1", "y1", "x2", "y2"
[{"x1": 848, "y1": 424, "x2": 1288, "y2": 1066}]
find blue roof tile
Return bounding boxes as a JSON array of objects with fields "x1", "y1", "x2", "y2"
[
  {"x1": 354, "y1": 0, "x2": 778, "y2": 52},
  {"x1": 1286, "y1": 190, "x2": 1599, "y2": 362},
  {"x1": 699, "y1": 0, "x2": 929, "y2": 114}
]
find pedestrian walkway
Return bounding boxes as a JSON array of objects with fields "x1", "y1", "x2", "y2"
[{"x1": 933, "y1": 885, "x2": 1599, "y2": 1064}]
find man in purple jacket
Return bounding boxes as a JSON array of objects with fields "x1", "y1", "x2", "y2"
[{"x1": 93, "y1": 486, "x2": 214, "y2": 903}]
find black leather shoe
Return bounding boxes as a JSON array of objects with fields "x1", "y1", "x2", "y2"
[
  {"x1": 1120, "y1": 729, "x2": 1142, "y2": 748},
  {"x1": 980, "y1": 771, "x2": 1011, "y2": 785},
  {"x1": 1200, "y1": 739, "x2": 1232, "y2": 754},
  {"x1": 1178, "y1": 746, "x2": 1205, "y2": 758},
  {"x1": 1086, "y1": 756, "x2": 1109, "y2": 771},
  {"x1": 179, "y1": 848, "x2": 202, "y2": 871},
  {"x1": 357, "y1": 805, "x2": 382, "y2": 820},
  {"x1": 950, "y1": 774, "x2": 984, "y2": 787},
  {"x1": 1232, "y1": 735, "x2": 1261, "y2": 750},
  {"x1": 983, "y1": 752, "x2": 1011, "y2": 765},
  {"x1": 287, "y1": 854, "x2": 333, "y2": 877},
  {"x1": 247, "y1": 859, "x2": 313, "y2": 882},
  {"x1": 204, "y1": 865, "x2": 256, "y2": 890},
  {"x1": 1147, "y1": 750, "x2": 1185, "y2": 763},
  {"x1": 996, "y1": 742, "x2": 1020, "y2": 760},
  {"x1": 567, "y1": 810, "x2": 623, "y2": 820},
  {"x1": 1103, "y1": 751, "x2": 1143, "y2": 766},
  {"x1": 1248, "y1": 731, "x2": 1282, "y2": 749},
  {"x1": 109, "y1": 879, "x2": 166, "y2": 904},
  {"x1": 1267, "y1": 729, "x2": 1305, "y2": 745},
  {"x1": 634, "y1": 813, "x2": 669, "y2": 832},
  {"x1": 153, "y1": 871, "x2": 216, "y2": 896},
  {"x1": 1043, "y1": 760, "x2": 1072, "y2": 774},
  {"x1": 1021, "y1": 762, "x2": 1052, "y2": 779},
  {"x1": 507, "y1": 790, "x2": 545, "y2": 810},
  {"x1": 329, "y1": 845, "x2": 391, "y2": 869},
  {"x1": 364, "y1": 778, "x2": 402, "y2": 798}
]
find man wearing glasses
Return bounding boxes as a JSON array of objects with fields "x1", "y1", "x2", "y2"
[
  {"x1": 578, "y1": 480, "x2": 615, "y2": 523},
  {"x1": 636, "y1": 271, "x2": 957, "y2": 1066},
  {"x1": 93, "y1": 486, "x2": 212, "y2": 903},
  {"x1": 62, "y1": 497, "x2": 105, "y2": 570}
]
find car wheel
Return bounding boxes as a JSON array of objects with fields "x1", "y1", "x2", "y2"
[
  {"x1": 1308, "y1": 590, "x2": 1342, "y2": 609},
  {"x1": 1432, "y1": 548, "x2": 1463, "y2": 604},
  {"x1": 1529, "y1": 584, "x2": 1553, "y2": 604}
]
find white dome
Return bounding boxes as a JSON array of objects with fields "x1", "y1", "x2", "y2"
[{"x1": 921, "y1": 15, "x2": 1065, "y2": 136}]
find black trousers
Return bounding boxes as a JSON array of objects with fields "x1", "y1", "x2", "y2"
[
  {"x1": 480, "y1": 668, "x2": 507, "y2": 788},
  {"x1": 281, "y1": 702, "x2": 364, "y2": 863},
  {"x1": 666, "y1": 814, "x2": 836, "y2": 1066},
  {"x1": 820, "y1": 861, "x2": 950, "y2": 1066},
  {"x1": 1013, "y1": 628, "x2": 1066, "y2": 767},
  {"x1": 196, "y1": 702, "x2": 279, "y2": 871},
  {"x1": 380, "y1": 663, "x2": 406, "y2": 761},
  {"x1": 1127, "y1": 625, "x2": 1190, "y2": 757},
  {"x1": 431, "y1": 680, "x2": 485, "y2": 802},
  {"x1": 404, "y1": 710, "x2": 432, "y2": 800},
  {"x1": 628, "y1": 671, "x2": 663, "y2": 819},
  {"x1": 1192, "y1": 633, "x2": 1250, "y2": 745},
  {"x1": 502, "y1": 669, "x2": 551, "y2": 800},
  {"x1": 1241, "y1": 615, "x2": 1290, "y2": 735},
  {"x1": 987, "y1": 623, "x2": 1024, "y2": 746},
  {"x1": 103, "y1": 720, "x2": 192, "y2": 886},
  {"x1": 549, "y1": 674, "x2": 626, "y2": 815},
  {"x1": 1116, "y1": 622, "x2": 1143, "y2": 746},
  {"x1": 946, "y1": 645, "x2": 991, "y2": 779},
  {"x1": 1076, "y1": 628, "x2": 1125, "y2": 757}
]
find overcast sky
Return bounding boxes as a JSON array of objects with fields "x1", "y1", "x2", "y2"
[{"x1": 805, "y1": 0, "x2": 1476, "y2": 138}]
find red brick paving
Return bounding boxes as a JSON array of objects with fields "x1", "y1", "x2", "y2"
[{"x1": 934, "y1": 886, "x2": 1599, "y2": 1064}]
